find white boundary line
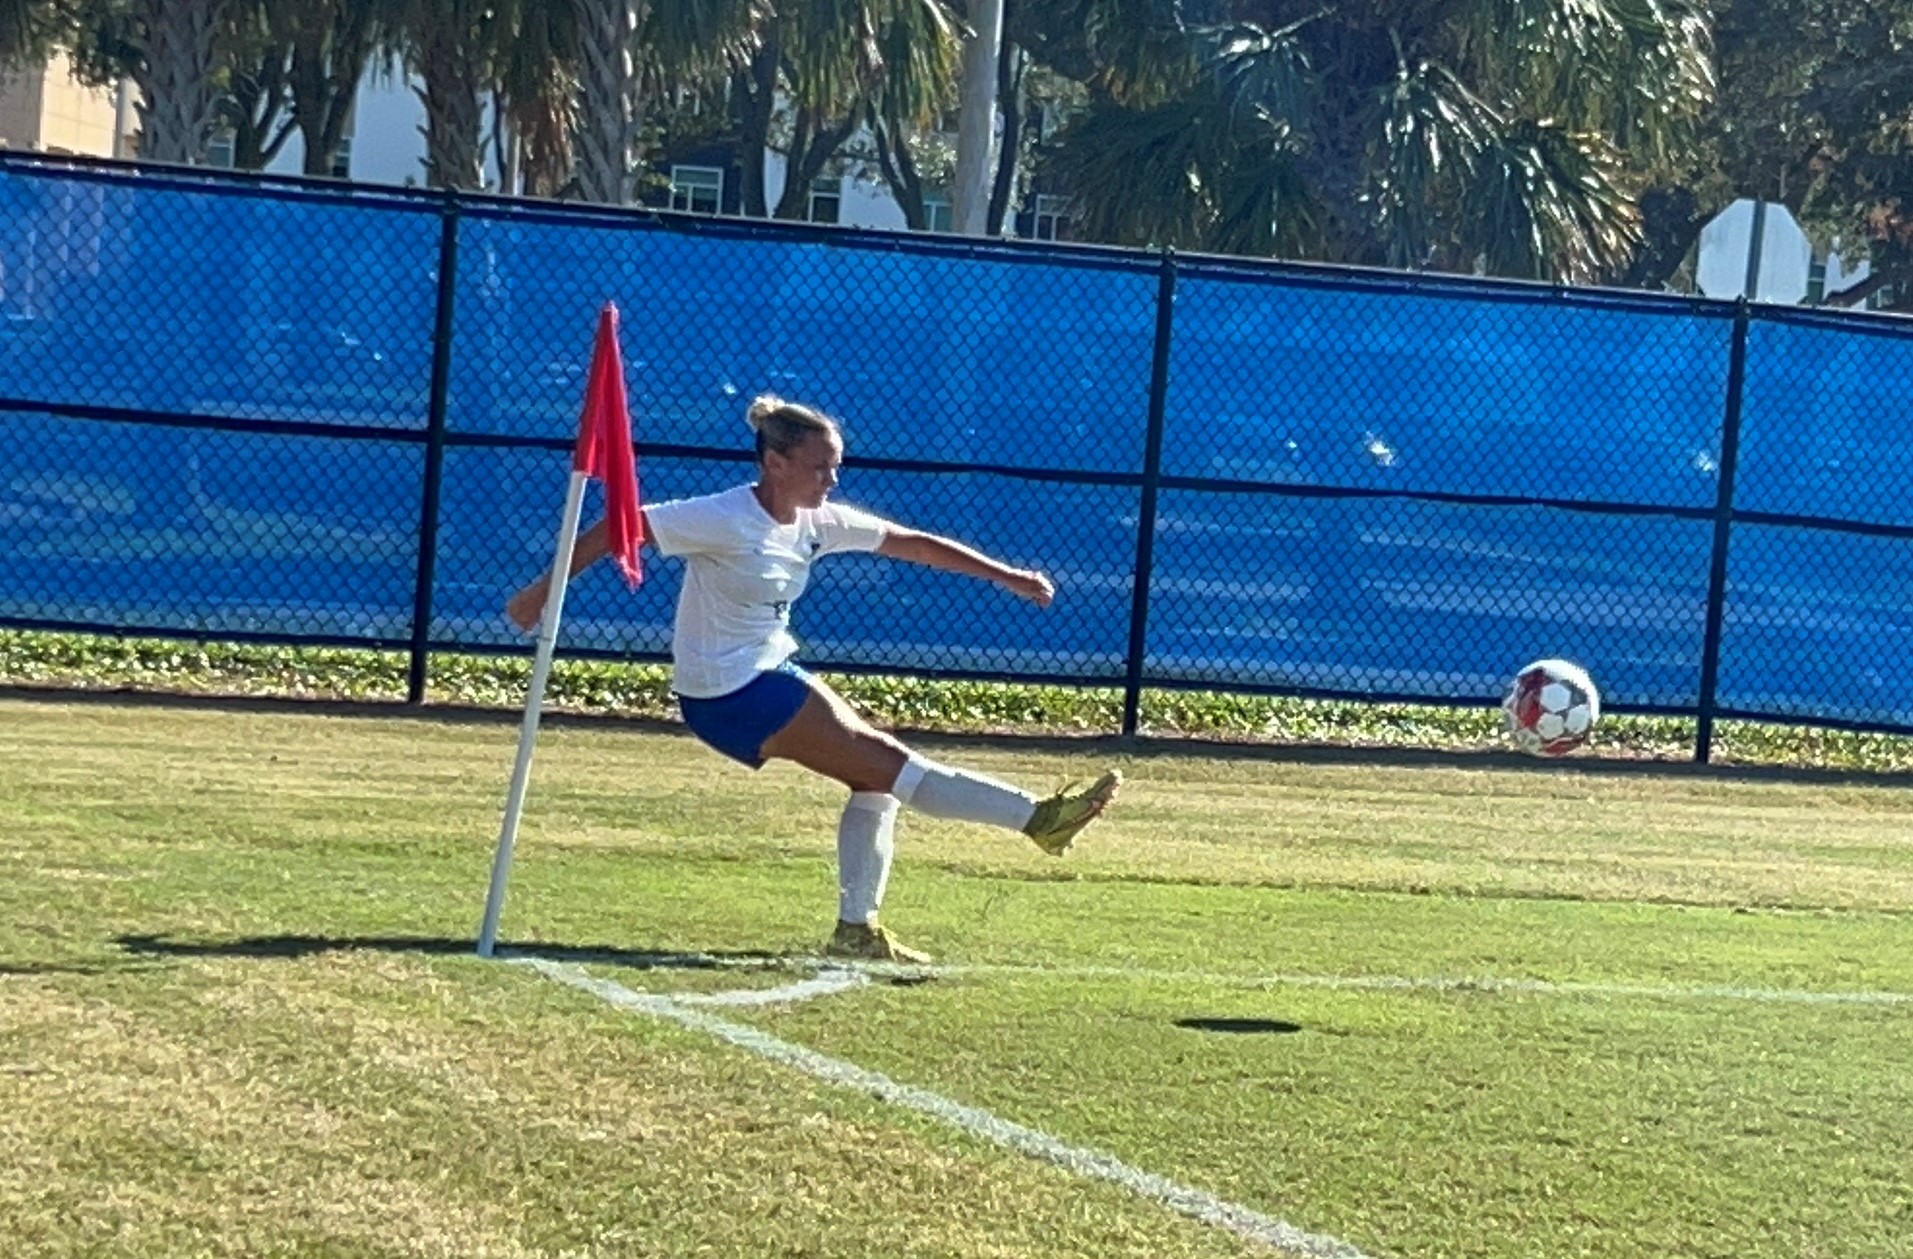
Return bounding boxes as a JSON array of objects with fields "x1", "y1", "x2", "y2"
[
  {"x1": 919, "y1": 963, "x2": 1913, "y2": 1007},
  {"x1": 519, "y1": 957, "x2": 1373, "y2": 1259},
  {"x1": 512, "y1": 951, "x2": 1913, "y2": 1008}
]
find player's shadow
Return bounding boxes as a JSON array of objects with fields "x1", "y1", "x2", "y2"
[
  {"x1": 113, "y1": 932, "x2": 795, "y2": 973},
  {"x1": 1173, "y1": 1016, "x2": 1303, "y2": 1035}
]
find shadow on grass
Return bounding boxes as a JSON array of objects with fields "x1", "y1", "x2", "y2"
[
  {"x1": 11, "y1": 682, "x2": 1913, "y2": 788},
  {"x1": 114, "y1": 932, "x2": 799, "y2": 973},
  {"x1": 1173, "y1": 1016, "x2": 1303, "y2": 1035}
]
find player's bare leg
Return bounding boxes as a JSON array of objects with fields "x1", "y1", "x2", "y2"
[{"x1": 760, "y1": 683, "x2": 1121, "y2": 960}]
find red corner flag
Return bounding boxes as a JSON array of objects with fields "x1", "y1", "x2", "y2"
[{"x1": 572, "y1": 304, "x2": 644, "y2": 587}]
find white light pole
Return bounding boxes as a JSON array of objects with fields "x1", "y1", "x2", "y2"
[{"x1": 951, "y1": 0, "x2": 1004, "y2": 236}]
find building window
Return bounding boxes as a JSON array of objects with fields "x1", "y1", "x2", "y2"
[
  {"x1": 923, "y1": 195, "x2": 952, "y2": 233},
  {"x1": 328, "y1": 135, "x2": 353, "y2": 179},
  {"x1": 1032, "y1": 194, "x2": 1071, "y2": 241},
  {"x1": 206, "y1": 130, "x2": 236, "y2": 169},
  {"x1": 807, "y1": 175, "x2": 842, "y2": 224},
  {"x1": 670, "y1": 165, "x2": 723, "y2": 214}
]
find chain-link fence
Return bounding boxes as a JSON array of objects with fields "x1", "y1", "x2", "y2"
[{"x1": 5, "y1": 153, "x2": 1913, "y2": 757}]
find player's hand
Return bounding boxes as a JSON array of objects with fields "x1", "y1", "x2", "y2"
[
  {"x1": 1003, "y1": 568, "x2": 1055, "y2": 608},
  {"x1": 505, "y1": 578, "x2": 550, "y2": 633}
]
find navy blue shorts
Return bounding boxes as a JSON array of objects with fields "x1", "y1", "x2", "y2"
[{"x1": 676, "y1": 663, "x2": 816, "y2": 768}]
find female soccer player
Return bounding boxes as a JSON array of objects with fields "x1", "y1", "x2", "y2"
[{"x1": 506, "y1": 395, "x2": 1120, "y2": 963}]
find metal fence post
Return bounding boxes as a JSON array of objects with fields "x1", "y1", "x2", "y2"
[
  {"x1": 1695, "y1": 298, "x2": 1752, "y2": 762},
  {"x1": 408, "y1": 193, "x2": 461, "y2": 705},
  {"x1": 1121, "y1": 248, "x2": 1177, "y2": 736}
]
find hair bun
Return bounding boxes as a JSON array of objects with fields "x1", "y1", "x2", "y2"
[{"x1": 746, "y1": 393, "x2": 786, "y2": 433}]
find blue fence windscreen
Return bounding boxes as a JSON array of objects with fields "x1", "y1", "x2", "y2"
[{"x1": 6, "y1": 156, "x2": 1913, "y2": 736}]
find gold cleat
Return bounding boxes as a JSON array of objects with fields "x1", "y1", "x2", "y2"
[
  {"x1": 1022, "y1": 769, "x2": 1122, "y2": 856},
  {"x1": 824, "y1": 920, "x2": 932, "y2": 965}
]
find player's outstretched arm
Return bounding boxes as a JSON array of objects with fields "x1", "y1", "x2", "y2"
[
  {"x1": 876, "y1": 526, "x2": 1054, "y2": 607},
  {"x1": 504, "y1": 512, "x2": 652, "y2": 631}
]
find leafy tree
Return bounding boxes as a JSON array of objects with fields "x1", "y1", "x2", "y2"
[
  {"x1": 216, "y1": 1, "x2": 297, "y2": 170},
  {"x1": 1723, "y1": 0, "x2": 1911, "y2": 308},
  {"x1": 728, "y1": 0, "x2": 960, "y2": 221},
  {"x1": 1, "y1": 0, "x2": 65, "y2": 68},
  {"x1": 272, "y1": 0, "x2": 379, "y2": 177}
]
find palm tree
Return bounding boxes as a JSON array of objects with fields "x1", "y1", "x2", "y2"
[
  {"x1": 493, "y1": 0, "x2": 579, "y2": 196},
  {"x1": 570, "y1": 0, "x2": 757, "y2": 204},
  {"x1": 380, "y1": 0, "x2": 497, "y2": 189},
  {"x1": 136, "y1": 0, "x2": 232, "y2": 163},
  {"x1": 570, "y1": 0, "x2": 642, "y2": 202},
  {"x1": 1036, "y1": 0, "x2": 1714, "y2": 283}
]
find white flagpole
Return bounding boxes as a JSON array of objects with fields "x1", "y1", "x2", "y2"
[{"x1": 477, "y1": 468, "x2": 590, "y2": 958}]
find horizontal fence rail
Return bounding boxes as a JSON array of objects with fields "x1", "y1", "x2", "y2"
[{"x1": 5, "y1": 152, "x2": 1913, "y2": 759}]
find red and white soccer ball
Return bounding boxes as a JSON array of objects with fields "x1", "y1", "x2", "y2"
[{"x1": 1501, "y1": 659, "x2": 1600, "y2": 757}]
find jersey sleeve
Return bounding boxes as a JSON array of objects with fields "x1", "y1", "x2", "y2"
[
  {"x1": 813, "y1": 500, "x2": 891, "y2": 556},
  {"x1": 643, "y1": 493, "x2": 734, "y2": 558}
]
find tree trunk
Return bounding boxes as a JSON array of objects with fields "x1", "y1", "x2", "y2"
[
  {"x1": 518, "y1": 97, "x2": 574, "y2": 197},
  {"x1": 1619, "y1": 185, "x2": 1706, "y2": 291},
  {"x1": 735, "y1": 50, "x2": 777, "y2": 217},
  {"x1": 870, "y1": 111, "x2": 926, "y2": 229},
  {"x1": 136, "y1": 0, "x2": 226, "y2": 164},
  {"x1": 774, "y1": 106, "x2": 859, "y2": 220},
  {"x1": 985, "y1": 42, "x2": 1023, "y2": 236},
  {"x1": 572, "y1": 0, "x2": 642, "y2": 204},
  {"x1": 226, "y1": 49, "x2": 295, "y2": 170},
  {"x1": 283, "y1": 0, "x2": 376, "y2": 178},
  {"x1": 417, "y1": 17, "x2": 487, "y2": 190}
]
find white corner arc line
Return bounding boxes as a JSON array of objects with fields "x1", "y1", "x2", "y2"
[
  {"x1": 519, "y1": 957, "x2": 1372, "y2": 1259},
  {"x1": 671, "y1": 967, "x2": 870, "y2": 1006}
]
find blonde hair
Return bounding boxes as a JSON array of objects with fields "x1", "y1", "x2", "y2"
[{"x1": 746, "y1": 394, "x2": 839, "y2": 461}]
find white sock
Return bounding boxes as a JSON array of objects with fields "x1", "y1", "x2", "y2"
[
  {"x1": 837, "y1": 792, "x2": 898, "y2": 925},
  {"x1": 890, "y1": 756, "x2": 1037, "y2": 832}
]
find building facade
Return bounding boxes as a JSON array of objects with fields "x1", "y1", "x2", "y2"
[{"x1": 0, "y1": 51, "x2": 134, "y2": 159}]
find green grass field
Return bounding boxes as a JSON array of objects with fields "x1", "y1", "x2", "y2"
[{"x1": 3, "y1": 694, "x2": 1910, "y2": 1258}]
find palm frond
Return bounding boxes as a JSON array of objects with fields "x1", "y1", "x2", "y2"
[
  {"x1": 868, "y1": 0, "x2": 961, "y2": 127},
  {"x1": 1080, "y1": 0, "x2": 1193, "y2": 104},
  {"x1": 1043, "y1": 91, "x2": 1321, "y2": 255},
  {"x1": 1191, "y1": 17, "x2": 1317, "y2": 140},
  {"x1": 1043, "y1": 97, "x2": 1218, "y2": 248},
  {"x1": 1363, "y1": 59, "x2": 1498, "y2": 269},
  {"x1": 642, "y1": 0, "x2": 764, "y2": 88},
  {"x1": 1463, "y1": 118, "x2": 1640, "y2": 282}
]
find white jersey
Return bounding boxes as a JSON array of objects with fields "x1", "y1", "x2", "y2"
[{"x1": 644, "y1": 484, "x2": 889, "y2": 698}]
